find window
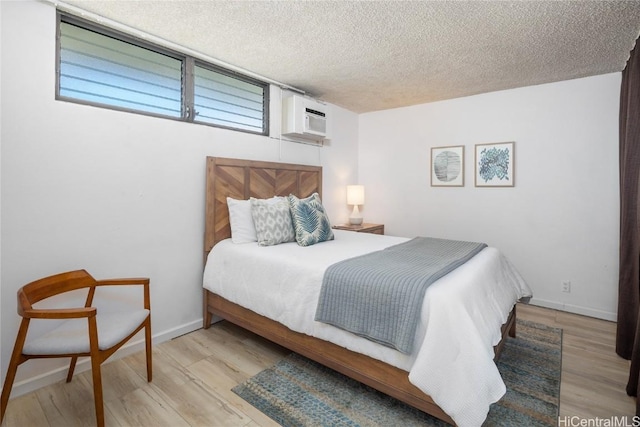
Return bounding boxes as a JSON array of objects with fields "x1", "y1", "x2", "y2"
[
  {"x1": 58, "y1": 21, "x2": 183, "y2": 118},
  {"x1": 194, "y1": 64, "x2": 267, "y2": 134},
  {"x1": 57, "y1": 15, "x2": 269, "y2": 135}
]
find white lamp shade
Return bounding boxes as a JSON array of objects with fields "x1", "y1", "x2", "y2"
[{"x1": 347, "y1": 185, "x2": 365, "y2": 205}]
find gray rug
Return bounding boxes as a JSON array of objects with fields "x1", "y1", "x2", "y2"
[{"x1": 233, "y1": 319, "x2": 562, "y2": 426}]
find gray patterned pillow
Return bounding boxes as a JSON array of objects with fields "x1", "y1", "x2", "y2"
[
  {"x1": 250, "y1": 197, "x2": 296, "y2": 246},
  {"x1": 288, "y1": 193, "x2": 334, "y2": 246}
]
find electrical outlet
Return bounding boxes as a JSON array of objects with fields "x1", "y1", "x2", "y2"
[{"x1": 561, "y1": 281, "x2": 571, "y2": 293}]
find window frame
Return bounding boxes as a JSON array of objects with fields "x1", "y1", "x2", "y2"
[
  {"x1": 55, "y1": 13, "x2": 270, "y2": 136},
  {"x1": 189, "y1": 60, "x2": 270, "y2": 135}
]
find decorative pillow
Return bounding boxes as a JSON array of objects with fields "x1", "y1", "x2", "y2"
[
  {"x1": 250, "y1": 197, "x2": 296, "y2": 246},
  {"x1": 227, "y1": 197, "x2": 257, "y2": 243},
  {"x1": 288, "y1": 193, "x2": 334, "y2": 247}
]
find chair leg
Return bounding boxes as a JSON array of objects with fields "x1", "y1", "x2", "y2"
[
  {"x1": 87, "y1": 316, "x2": 105, "y2": 427},
  {"x1": 1, "y1": 356, "x2": 22, "y2": 423},
  {"x1": 66, "y1": 356, "x2": 78, "y2": 383},
  {"x1": 1, "y1": 319, "x2": 30, "y2": 423},
  {"x1": 90, "y1": 355, "x2": 105, "y2": 427},
  {"x1": 145, "y1": 318, "x2": 152, "y2": 382}
]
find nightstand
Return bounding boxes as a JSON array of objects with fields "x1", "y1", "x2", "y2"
[{"x1": 333, "y1": 223, "x2": 385, "y2": 235}]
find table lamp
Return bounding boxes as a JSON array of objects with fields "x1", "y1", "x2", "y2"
[{"x1": 347, "y1": 185, "x2": 365, "y2": 225}]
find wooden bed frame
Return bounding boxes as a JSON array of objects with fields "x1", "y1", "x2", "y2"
[{"x1": 202, "y1": 156, "x2": 516, "y2": 426}]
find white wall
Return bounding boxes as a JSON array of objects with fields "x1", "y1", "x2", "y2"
[
  {"x1": 359, "y1": 74, "x2": 620, "y2": 321},
  {"x1": 0, "y1": 0, "x2": 358, "y2": 395},
  {"x1": 0, "y1": 0, "x2": 3, "y2": 382}
]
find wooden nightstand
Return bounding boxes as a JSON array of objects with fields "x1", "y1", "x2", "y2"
[{"x1": 333, "y1": 223, "x2": 385, "y2": 235}]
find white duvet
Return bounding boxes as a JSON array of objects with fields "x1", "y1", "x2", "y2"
[{"x1": 202, "y1": 230, "x2": 532, "y2": 426}]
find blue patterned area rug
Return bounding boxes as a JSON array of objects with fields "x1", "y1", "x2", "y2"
[{"x1": 232, "y1": 320, "x2": 562, "y2": 426}]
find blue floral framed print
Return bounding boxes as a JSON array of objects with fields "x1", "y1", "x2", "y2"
[{"x1": 475, "y1": 141, "x2": 515, "y2": 187}]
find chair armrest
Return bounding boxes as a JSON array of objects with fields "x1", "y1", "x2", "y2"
[
  {"x1": 95, "y1": 278, "x2": 149, "y2": 287},
  {"x1": 94, "y1": 278, "x2": 150, "y2": 310},
  {"x1": 22, "y1": 307, "x2": 97, "y2": 319}
]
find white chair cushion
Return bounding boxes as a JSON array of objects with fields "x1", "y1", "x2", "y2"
[{"x1": 22, "y1": 309, "x2": 150, "y2": 355}]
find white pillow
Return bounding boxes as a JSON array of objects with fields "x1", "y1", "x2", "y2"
[{"x1": 227, "y1": 197, "x2": 256, "y2": 243}]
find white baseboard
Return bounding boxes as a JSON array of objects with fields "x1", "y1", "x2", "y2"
[
  {"x1": 6, "y1": 318, "x2": 203, "y2": 399},
  {"x1": 528, "y1": 298, "x2": 617, "y2": 322}
]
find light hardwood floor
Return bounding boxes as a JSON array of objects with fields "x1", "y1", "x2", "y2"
[{"x1": 2, "y1": 303, "x2": 635, "y2": 426}]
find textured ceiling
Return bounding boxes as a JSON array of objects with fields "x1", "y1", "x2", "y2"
[{"x1": 63, "y1": 1, "x2": 640, "y2": 113}]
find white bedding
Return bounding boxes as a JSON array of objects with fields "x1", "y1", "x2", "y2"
[{"x1": 202, "y1": 230, "x2": 532, "y2": 427}]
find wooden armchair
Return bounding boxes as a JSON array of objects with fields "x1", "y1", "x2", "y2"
[{"x1": 0, "y1": 270, "x2": 152, "y2": 427}]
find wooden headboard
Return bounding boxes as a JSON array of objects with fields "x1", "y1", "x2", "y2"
[{"x1": 204, "y1": 157, "x2": 323, "y2": 256}]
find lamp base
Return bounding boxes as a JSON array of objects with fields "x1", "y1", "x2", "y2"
[
  {"x1": 349, "y1": 217, "x2": 363, "y2": 225},
  {"x1": 349, "y1": 205, "x2": 363, "y2": 225}
]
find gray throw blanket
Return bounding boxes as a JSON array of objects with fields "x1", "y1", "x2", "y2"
[{"x1": 315, "y1": 237, "x2": 487, "y2": 354}]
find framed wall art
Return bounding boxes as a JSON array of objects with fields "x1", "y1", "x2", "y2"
[
  {"x1": 474, "y1": 141, "x2": 515, "y2": 187},
  {"x1": 431, "y1": 145, "x2": 464, "y2": 187}
]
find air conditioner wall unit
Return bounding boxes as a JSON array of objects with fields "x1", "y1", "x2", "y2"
[{"x1": 281, "y1": 95, "x2": 328, "y2": 141}]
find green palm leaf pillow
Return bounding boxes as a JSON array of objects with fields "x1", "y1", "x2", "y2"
[{"x1": 288, "y1": 193, "x2": 335, "y2": 246}]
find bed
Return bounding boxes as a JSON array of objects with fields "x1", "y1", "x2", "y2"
[{"x1": 202, "y1": 156, "x2": 531, "y2": 426}]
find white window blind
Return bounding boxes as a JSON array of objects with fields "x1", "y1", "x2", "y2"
[
  {"x1": 194, "y1": 65, "x2": 266, "y2": 133},
  {"x1": 59, "y1": 21, "x2": 182, "y2": 118}
]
